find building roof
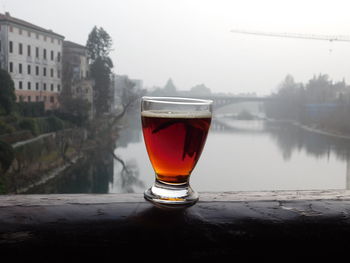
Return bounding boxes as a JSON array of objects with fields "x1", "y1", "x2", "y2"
[
  {"x1": 63, "y1": 40, "x2": 86, "y2": 50},
  {"x1": 0, "y1": 12, "x2": 64, "y2": 39}
]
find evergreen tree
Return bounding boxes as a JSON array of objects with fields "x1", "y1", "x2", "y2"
[
  {"x1": 86, "y1": 26, "x2": 114, "y2": 116},
  {"x1": 0, "y1": 69, "x2": 16, "y2": 115}
]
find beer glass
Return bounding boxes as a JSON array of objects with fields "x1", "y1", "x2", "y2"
[{"x1": 141, "y1": 96, "x2": 212, "y2": 206}]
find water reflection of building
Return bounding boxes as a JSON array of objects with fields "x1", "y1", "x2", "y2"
[{"x1": 117, "y1": 128, "x2": 141, "y2": 148}]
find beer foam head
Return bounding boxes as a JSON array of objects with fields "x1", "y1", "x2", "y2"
[{"x1": 141, "y1": 110, "x2": 212, "y2": 119}]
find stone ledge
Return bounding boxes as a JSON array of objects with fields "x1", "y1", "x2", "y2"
[
  {"x1": 1, "y1": 190, "x2": 350, "y2": 260},
  {"x1": 1, "y1": 189, "x2": 350, "y2": 206}
]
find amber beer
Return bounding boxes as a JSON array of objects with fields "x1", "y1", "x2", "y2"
[{"x1": 142, "y1": 110, "x2": 211, "y2": 184}]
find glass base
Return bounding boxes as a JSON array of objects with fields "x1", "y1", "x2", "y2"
[{"x1": 144, "y1": 180, "x2": 199, "y2": 207}]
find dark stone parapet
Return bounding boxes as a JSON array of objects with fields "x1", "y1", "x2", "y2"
[{"x1": 1, "y1": 190, "x2": 350, "y2": 260}]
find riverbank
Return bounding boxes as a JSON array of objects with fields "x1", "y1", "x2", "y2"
[
  {"x1": 296, "y1": 122, "x2": 350, "y2": 140},
  {"x1": 1, "y1": 128, "x2": 87, "y2": 194},
  {"x1": 265, "y1": 118, "x2": 350, "y2": 140},
  {"x1": 14, "y1": 154, "x2": 83, "y2": 194}
]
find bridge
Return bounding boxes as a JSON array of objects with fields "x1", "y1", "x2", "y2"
[{"x1": 196, "y1": 95, "x2": 272, "y2": 109}]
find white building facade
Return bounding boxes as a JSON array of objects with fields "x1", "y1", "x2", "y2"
[{"x1": 0, "y1": 12, "x2": 64, "y2": 110}]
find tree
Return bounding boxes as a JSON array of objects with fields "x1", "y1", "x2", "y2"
[
  {"x1": 0, "y1": 69, "x2": 16, "y2": 115},
  {"x1": 86, "y1": 26, "x2": 114, "y2": 116},
  {"x1": 190, "y1": 84, "x2": 211, "y2": 96},
  {"x1": 90, "y1": 56, "x2": 113, "y2": 115},
  {"x1": 86, "y1": 26, "x2": 113, "y2": 63}
]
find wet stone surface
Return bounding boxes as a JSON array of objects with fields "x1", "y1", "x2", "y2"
[{"x1": 1, "y1": 191, "x2": 350, "y2": 261}]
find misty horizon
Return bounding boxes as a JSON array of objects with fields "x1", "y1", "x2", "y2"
[{"x1": 1, "y1": 0, "x2": 350, "y2": 95}]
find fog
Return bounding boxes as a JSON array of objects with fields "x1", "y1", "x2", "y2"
[{"x1": 3, "y1": 0, "x2": 350, "y2": 95}]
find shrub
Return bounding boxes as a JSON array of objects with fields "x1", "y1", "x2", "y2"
[
  {"x1": 46, "y1": 116, "x2": 64, "y2": 132},
  {"x1": 17, "y1": 102, "x2": 45, "y2": 117},
  {"x1": 0, "y1": 120, "x2": 16, "y2": 135},
  {"x1": 18, "y1": 118, "x2": 39, "y2": 136},
  {"x1": 0, "y1": 140, "x2": 15, "y2": 173}
]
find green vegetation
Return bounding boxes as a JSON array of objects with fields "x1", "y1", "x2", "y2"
[
  {"x1": 0, "y1": 120, "x2": 16, "y2": 135},
  {"x1": 17, "y1": 101, "x2": 45, "y2": 117},
  {"x1": 0, "y1": 141, "x2": 15, "y2": 174},
  {"x1": 0, "y1": 69, "x2": 16, "y2": 115},
  {"x1": 18, "y1": 118, "x2": 40, "y2": 135},
  {"x1": 87, "y1": 26, "x2": 113, "y2": 117}
]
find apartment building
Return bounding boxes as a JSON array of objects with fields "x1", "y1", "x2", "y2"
[
  {"x1": 0, "y1": 12, "x2": 64, "y2": 110},
  {"x1": 63, "y1": 40, "x2": 93, "y2": 118}
]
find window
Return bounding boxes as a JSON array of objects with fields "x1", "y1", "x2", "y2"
[
  {"x1": 36, "y1": 66, "x2": 39, "y2": 75},
  {"x1": 19, "y1": 43, "x2": 23, "y2": 55},
  {"x1": 27, "y1": 64, "x2": 31, "y2": 74},
  {"x1": 51, "y1": 50, "x2": 54, "y2": 61},
  {"x1": 57, "y1": 70, "x2": 61, "y2": 78},
  {"x1": 57, "y1": 84, "x2": 61, "y2": 92},
  {"x1": 9, "y1": 26, "x2": 13, "y2": 32},
  {"x1": 36, "y1": 47, "x2": 39, "y2": 58},
  {"x1": 9, "y1": 41, "x2": 13, "y2": 53},
  {"x1": 19, "y1": 63, "x2": 22, "y2": 74},
  {"x1": 27, "y1": 45, "x2": 31, "y2": 56},
  {"x1": 43, "y1": 49, "x2": 47, "y2": 59},
  {"x1": 36, "y1": 82, "x2": 39, "y2": 90},
  {"x1": 43, "y1": 67, "x2": 46, "y2": 76},
  {"x1": 43, "y1": 83, "x2": 46, "y2": 91},
  {"x1": 57, "y1": 52, "x2": 61, "y2": 62},
  {"x1": 50, "y1": 96, "x2": 54, "y2": 103},
  {"x1": 19, "y1": 81, "x2": 23, "y2": 89},
  {"x1": 9, "y1": 62, "x2": 13, "y2": 73},
  {"x1": 19, "y1": 28, "x2": 22, "y2": 35},
  {"x1": 50, "y1": 68, "x2": 54, "y2": 77},
  {"x1": 50, "y1": 84, "x2": 54, "y2": 91},
  {"x1": 27, "y1": 82, "x2": 31, "y2": 90},
  {"x1": 44, "y1": 96, "x2": 47, "y2": 102},
  {"x1": 28, "y1": 96, "x2": 31, "y2": 102},
  {"x1": 28, "y1": 31, "x2": 31, "y2": 37}
]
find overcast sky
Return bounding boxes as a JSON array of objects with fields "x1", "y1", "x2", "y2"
[{"x1": 2, "y1": 0, "x2": 350, "y2": 95}]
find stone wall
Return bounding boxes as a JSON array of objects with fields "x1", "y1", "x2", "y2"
[{"x1": 2, "y1": 128, "x2": 86, "y2": 193}]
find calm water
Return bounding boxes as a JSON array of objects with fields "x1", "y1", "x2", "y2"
[{"x1": 26, "y1": 114, "x2": 350, "y2": 194}]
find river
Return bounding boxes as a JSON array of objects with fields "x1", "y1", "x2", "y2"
[{"x1": 25, "y1": 113, "x2": 350, "y2": 194}]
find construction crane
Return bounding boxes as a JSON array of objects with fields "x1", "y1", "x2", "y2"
[{"x1": 230, "y1": 29, "x2": 350, "y2": 43}]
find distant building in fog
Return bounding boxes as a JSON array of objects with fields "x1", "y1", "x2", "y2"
[
  {"x1": 62, "y1": 40, "x2": 94, "y2": 118},
  {"x1": 0, "y1": 12, "x2": 64, "y2": 110}
]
